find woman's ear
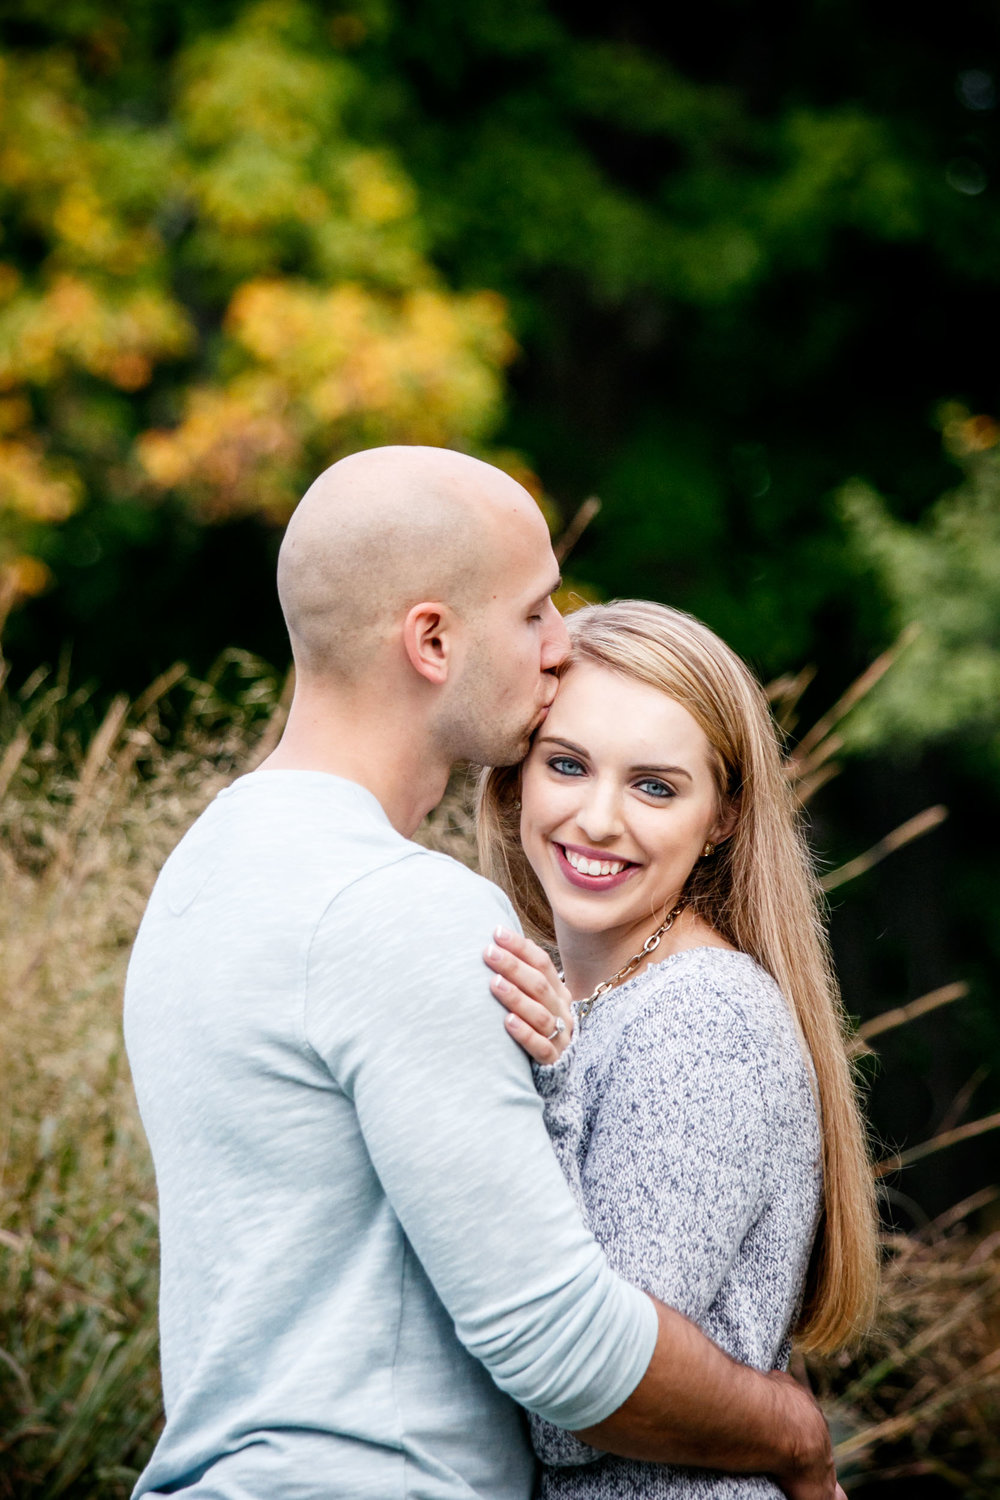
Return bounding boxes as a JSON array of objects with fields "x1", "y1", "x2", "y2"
[
  {"x1": 402, "y1": 601, "x2": 456, "y2": 685},
  {"x1": 711, "y1": 795, "x2": 740, "y2": 847}
]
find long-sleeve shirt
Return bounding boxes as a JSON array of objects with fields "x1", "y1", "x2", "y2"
[
  {"x1": 531, "y1": 947, "x2": 823, "y2": 1499},
  {"x1": 123, "y1": 771, "x2": 657, "y2": 1500}
]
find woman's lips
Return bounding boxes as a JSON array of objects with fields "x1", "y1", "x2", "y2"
[{"x1": 554, "y1": 843, "x2": 639, "y2": 891}]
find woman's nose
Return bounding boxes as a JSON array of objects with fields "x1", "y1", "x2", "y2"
[{"x1": 575, "y1": 781, "x2": 625, "y2": 842}]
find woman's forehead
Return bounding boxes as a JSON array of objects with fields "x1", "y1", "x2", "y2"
[{"x1": 544, "y1": 662, "x2": 715, "y2": 767}]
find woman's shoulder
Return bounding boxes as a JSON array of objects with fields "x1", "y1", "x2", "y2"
[
  {"x1": 631, "y1": 946, "x2": 784, "y2": 1016},
  {"x1": 608, "y1": 947, "x2": 802, "y2": 1067}
]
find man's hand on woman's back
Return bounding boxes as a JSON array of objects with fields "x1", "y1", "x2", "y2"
[
  {"x1": 764, "y1": 1370, "x2": 844, "y2": 1500},
  {"x1": 574, "y1": 1301, "x2": 844, "y2": 1499}
]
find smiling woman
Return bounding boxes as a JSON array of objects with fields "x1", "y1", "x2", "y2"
[
  {"x1": 477, "y1": 600, "x2": 879, "y2": 1500},
  {"x1": 519, "y1": 664, "x2": 737, "y2": 980}
]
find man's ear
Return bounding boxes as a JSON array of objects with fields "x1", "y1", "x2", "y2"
[{"x1": 402, "y1": 601, "x2": 456, "y2": 685}]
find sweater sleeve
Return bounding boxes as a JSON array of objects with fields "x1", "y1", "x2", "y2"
[
  {"x1": 530, "y1": 973, "x2": 771, "y2": 1467},
  {"x1": 303, "y1": 851, "x2": 659, "y2": 1432}
]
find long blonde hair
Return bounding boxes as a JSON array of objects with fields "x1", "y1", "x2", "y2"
[{"x1": 477, "y1": 599, "x2": 879, "y2": 1353}]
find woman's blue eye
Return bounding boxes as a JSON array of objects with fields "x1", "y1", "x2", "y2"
[
  {"x1": 548, "y1": 756, "x2": 585, "y2": 776},
  {"x1": 636, "y1": 778, "x2": 674, "y2": 799}
]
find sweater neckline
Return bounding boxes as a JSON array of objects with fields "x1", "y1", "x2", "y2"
[{"x1": 570, "y1": 945, "x2": 759, "y2": 1015}]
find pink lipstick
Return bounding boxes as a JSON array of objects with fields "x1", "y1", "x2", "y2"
[{"x1": 554, "y1": 843, "x2": 638, "y2": 892}]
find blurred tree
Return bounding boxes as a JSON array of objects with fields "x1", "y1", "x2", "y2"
[
  {"x1": 819, "y1": 413, "x2": 1000, "y2": 1210},
  {"x1": 368, "y1": 0, "x2": 1000, "y2": 671},
  {"x1": 840, "y1": 407, "x2": 1000, "y2": 758},
  {"x1": 4, "y1": 0, "x2": 1000, "y2": 680},
  {"x1": 0, "y1": 0, "x2": 515, "y2": 674}
]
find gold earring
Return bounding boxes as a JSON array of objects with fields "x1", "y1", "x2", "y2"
[
  {"x1": 513, "y1": 799, "x2": 521, "y2": 810},
  {"x1": 702, "y1": 842, "x2": 715, "y2": 858}
]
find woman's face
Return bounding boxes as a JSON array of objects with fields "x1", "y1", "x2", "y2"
[{"x1": 520, "y1": 661, "x2": 730, "y2": 949}]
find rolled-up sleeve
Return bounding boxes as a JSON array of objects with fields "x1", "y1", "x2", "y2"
[{"x1": 303, "y1": 851, "x2": 659, "y2": 1430}]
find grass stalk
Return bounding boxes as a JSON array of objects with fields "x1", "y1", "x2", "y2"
[{"x1": 0, "y1": 653, "x2": 996, "y2": 1494}]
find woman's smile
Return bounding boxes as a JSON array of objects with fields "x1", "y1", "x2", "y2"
[
  {"x1": 554, "y1": 841, "x2": 639, "y2": 889},
  {"x1": 519, "y1": 659, "x2": 731, "y2": 985}
]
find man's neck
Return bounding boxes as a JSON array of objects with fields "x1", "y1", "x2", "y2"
[{"x1": 256, "y1": 690, "x2": 450, "y2": 838}]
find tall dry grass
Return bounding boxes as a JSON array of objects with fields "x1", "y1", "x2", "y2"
[
  {"x1": 0, "y1": 646, "x2": 998, "y2": 1495},
  {"x1": 0, "y1": 653, "x2": 283, "y2": 1496}
]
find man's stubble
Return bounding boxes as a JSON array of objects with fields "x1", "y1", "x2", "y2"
[{"x1": 434, "y1": 628, "x2": 541, "y2": 771}]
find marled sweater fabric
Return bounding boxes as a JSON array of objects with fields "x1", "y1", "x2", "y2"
[{"x1": 531, "y1": 946, "x2": 823, "y2": 1499}]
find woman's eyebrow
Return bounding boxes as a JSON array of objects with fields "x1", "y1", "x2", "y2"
[
  {"x1": 632, "y1": 763, "x2": 693, "y2": 781},
  {"x1": 536, "y1": 735, "x2": 588, "y2": 756}
]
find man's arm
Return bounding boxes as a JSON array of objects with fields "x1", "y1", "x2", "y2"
[
  {"x1": 499, "y1": 928, "x2": 840, "y2": 1498},
  {"x1": 579, "y1": 1301, "x2": 841, "y2": 1500}
]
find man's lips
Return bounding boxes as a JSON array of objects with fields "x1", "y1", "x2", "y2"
[{"x1": 554, "y1": 842, "x2": 639, "y2": 891}]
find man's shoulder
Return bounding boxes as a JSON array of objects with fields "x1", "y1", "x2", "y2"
[
  {"x1": 344, "y1": 843, "x2": 517, "y2": 929},
  {"x1": 308, "y1": 845, "x2": 520, "y2": 996}
]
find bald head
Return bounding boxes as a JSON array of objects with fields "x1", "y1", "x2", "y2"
[{"x1": 277, "y1": 446, "x2": 547, "y2": 682}]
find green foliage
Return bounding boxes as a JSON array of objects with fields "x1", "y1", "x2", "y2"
[
  {"x1": 368, "y1": 0, "x2": 1000, "y2": 670},
  {"x1": 0, "y1": 0, "x2": 515, "y2": 647},
  {"x1": 840, "y1": 410, "x2": 1000, "y2": 757},
  {"x1": 2, "y1": 0, "x2": 1000, "y2": 678}
]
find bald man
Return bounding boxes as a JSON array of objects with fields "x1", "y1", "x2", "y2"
[{"x1": 124, "y1": 447, "x2": 841, "y2": 1500}]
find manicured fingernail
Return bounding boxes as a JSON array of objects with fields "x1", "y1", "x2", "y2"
[
  {"x1": 492, "y1": 975, "x2": 510, "y2": 994},
  {"x1": 485, "y1": 943, "x2": 497, "y2": 961},
  {"x1": 495, "y1": 926, "x2": 512, "y2": 941},
  {"x1": 505, "y1": 1012, "x2": 520, "y2": 1029}
]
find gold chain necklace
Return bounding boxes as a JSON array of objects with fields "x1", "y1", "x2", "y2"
[{"x1": 575, "y1": 900, "x2": 688, "y2": 1020}]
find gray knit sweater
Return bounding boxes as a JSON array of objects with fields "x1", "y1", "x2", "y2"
[{"x1": 531, "y1": 946, "x2": 823, "y2": 1499}]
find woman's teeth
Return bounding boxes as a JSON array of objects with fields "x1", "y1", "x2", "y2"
[{"x1": 563, "y1": 848, "x2": 629, "y2": 877}]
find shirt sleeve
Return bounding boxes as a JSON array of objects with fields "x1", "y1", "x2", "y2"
[
  {"x1": 530, "y1": 974, "x2": 771, "y2": 1466},
  {"x1": 302, "y1": 850, "x2": 659, "y2": 1431}
]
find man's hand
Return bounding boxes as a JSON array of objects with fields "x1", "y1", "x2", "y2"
[
  {"x1": 576, "y1": 1300, "x2": 847, "y2": 1492},
  {"x1": 766, "y1": 1371, "x2": 845, "y2": 1500}
]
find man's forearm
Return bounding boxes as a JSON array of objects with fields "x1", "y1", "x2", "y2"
[{"x1": 573, "y1": 1298, "x2": 837, "y2": 1498}]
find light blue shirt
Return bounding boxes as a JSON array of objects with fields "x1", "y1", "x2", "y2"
[{"x1": 124, "y1": 771, "x2": 657, "y2": 1499}]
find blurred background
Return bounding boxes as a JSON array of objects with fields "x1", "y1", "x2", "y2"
[{"x1": 1, "y1": 1, "x2": 999, "y2": 1494}]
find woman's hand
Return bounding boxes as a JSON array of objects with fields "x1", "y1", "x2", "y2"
[{"x1": 484, "y1": 926, "x2": 574, "y2": 1065}]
